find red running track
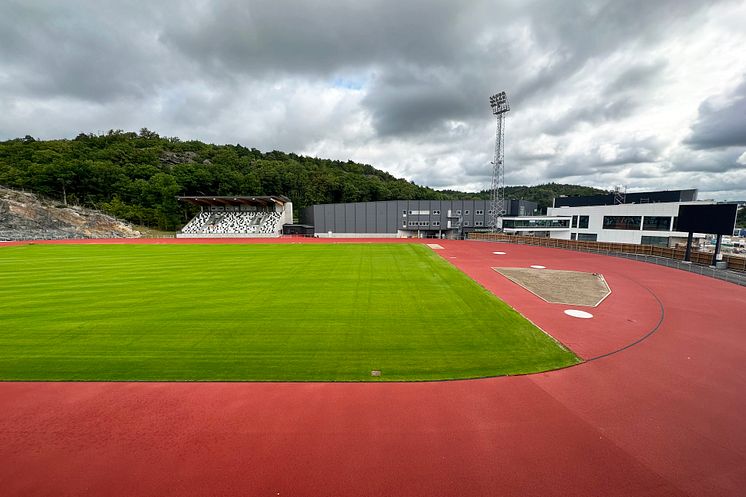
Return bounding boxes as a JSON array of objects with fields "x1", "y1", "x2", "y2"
[{"x1": 1, "y1": 239, "x2": 745, "y2": 496}]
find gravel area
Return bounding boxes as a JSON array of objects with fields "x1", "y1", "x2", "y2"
[{"x1": 494, "y1": 267, "x2": 611, "y2": 307}]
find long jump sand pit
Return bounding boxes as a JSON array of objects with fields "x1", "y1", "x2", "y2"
[{"x1": 494, "y1": 267, "x2": 611, "y2": 307}]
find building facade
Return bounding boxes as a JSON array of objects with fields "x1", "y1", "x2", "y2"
[
  {"x1": 301, "y1": 199, "x2": 537, "y2": 238},
  {"x1": 545, "y1": 189, "x2": 709, "y2": 246}
]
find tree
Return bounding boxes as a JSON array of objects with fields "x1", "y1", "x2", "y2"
[{"x1": 0, "y1": 130, "x2": 607, "y2": 229}]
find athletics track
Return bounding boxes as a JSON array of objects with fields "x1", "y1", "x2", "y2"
[{"x1": 0, "y1": 238, "x2": 744, "y2": 496}]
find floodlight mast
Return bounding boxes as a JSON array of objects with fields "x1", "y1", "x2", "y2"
[{"x1": 488, "y1": 91, "x2": 510, "y2": 232}]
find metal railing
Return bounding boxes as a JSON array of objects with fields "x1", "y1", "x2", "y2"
[{"x1": 469, "y1": 233, "x2": 746, "y2": 287}]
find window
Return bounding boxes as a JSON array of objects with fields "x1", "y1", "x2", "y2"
[
  {"x1": 578, "y1": 215, "x2": 589, "y2": 229},
  {"x1": 475, "y1": 210, "x2": 484, "y2": 215},
  {"x1": 487, "y1": 210, "x2": 494, "y2": 215},
  {"x1": 571, "y1": 233, "x2": 577, "y2": 240},
  {"x1": 475, "y1": 221, "x2": 484, "y2": 226},
  {"x1": 463, "y1": 221, "x2": 471, "y2": 227},
  {"x1": 464, "y1": 210, "x2": 470, "y2": 215},
  {"x1": 433, "y1": 210, "x2": 440, "y2": 215},
  {"x1": 603, "y1": 216, "x2": 641, "y2": 230},
  {"x1": 421, "y1": 221, "x2": 429, "y2": 227},
  {"x1": 643, "y1": 216, "x2": 671, "y2": 231},
  {"x1": 502, "y1": 218, "x2": 570, "y2": 229},
  {"x1": 641, "y1": 235, "x2": 670, "y2": 247},
  {"x1": 456, "y1": 209, "x2": 462, "y2": 215},
  {"x1": 432, "y1": 221, "x2": 440, "y2": 227},
  {"x1": 578, "y1": 233, "x2": 598, "y2": 241},
  {"x1": 572, "y1": 215, "x2": 578, "y2": 228},
  {"x1": 402, "y1": 222, "x2": 407, "y2": 227},
  {"x1": 410, "y1": 210, "x2": 430, "y2": 215},
  {"x1": 672, "y1": 216, "x2": 679, "y2": 231}
]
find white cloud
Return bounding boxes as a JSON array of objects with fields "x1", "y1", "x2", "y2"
[
  {"x1": 737, "y1": 151, "x2": 746, "y2": 165},
  {"x1": 0, "y1": 0, "x2": 745, "y2": 200}
]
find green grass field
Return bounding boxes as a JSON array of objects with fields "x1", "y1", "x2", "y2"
[{"x1": 0, "y1": 243, "x2": 578, "y2": 381}]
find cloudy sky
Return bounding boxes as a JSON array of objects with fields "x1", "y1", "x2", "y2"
[{"x1": 1, "y1": 1, "x2": 745, "y2": 199}]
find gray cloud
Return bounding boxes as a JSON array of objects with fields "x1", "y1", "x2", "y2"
[
  {"x1": 540, "y1": 62, "x2": 667, "y2": 135},
  {"x1": 0, "y1": 2, "x2": 177, "y2": 102},
  {"x1": 670, "y1": 147, "x2": 745, "y2": 173},
  {"x1": 158, "y1": 0, "x2": 471, "y2": 78},
  {"x1": 0, "y1": 0, "x2": 744, "y2": 200},
  {"x1": 686, "y1": 75, "x2": 746, "y2": 149}
]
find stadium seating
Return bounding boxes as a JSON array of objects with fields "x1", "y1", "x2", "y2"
[{"x1": 180, "y1": 210, "x2": 282, "y2": 236}]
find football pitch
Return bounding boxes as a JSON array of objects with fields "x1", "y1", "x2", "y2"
[{"x1": 0, "y1": 243, "x2": 579, "y2": 381}]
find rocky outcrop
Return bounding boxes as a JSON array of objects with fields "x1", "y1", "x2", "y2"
[
  {"x1": 160, "y1": 151, "x2": 198, "y2": 166},
  {"x1": 0, "y1": 187, "x2": 140, "y2": 241}
]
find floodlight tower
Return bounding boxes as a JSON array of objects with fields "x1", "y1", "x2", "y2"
[{"x1": 488, "y1": 91, "x2": 510, "y2": 232}]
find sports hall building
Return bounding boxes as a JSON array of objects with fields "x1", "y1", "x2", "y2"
[{"x1": 300, "y1": 199, "x2": 538, "y2": 238}]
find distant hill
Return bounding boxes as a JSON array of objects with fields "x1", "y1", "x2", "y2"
[{"x1": 0, "y1": 130, "x2": 605, "y2": 229}]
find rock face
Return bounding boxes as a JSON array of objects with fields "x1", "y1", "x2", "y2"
[
  {"x1": 160, "y1": 151, "x2": 197, "y2": 166},
  {"x1": 0, "y1": 187, "x2": 140, "y2": 241}
]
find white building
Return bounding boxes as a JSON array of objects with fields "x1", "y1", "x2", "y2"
[
  {"x1": 502, "y1": 189, "x2": 711, "y2": 247},
  {"x1": 546, "y1": 201, "x2": 712, "y2": 246}
]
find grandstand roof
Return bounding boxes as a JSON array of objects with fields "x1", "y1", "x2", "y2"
[{"x1": 178, "y1": 195, "x2": 291, "y2": 207}]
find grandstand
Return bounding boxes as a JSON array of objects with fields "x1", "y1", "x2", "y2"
[{"x1": 176, "y1": 196, "x2": 292, "y2": 238}]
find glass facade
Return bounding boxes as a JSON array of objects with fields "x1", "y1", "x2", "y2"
[
  {"x1": 603, "y1": 216, "x2": 641, "y2": 230},
  {"x1": 578, "y1": 233, "x2": 598, "y2": 241},
  {"x1": 641, "y1": 235, "x2": 670, "y2": 247},
  {"x1": 578, "y1": 215, "x2": 589, "y2": 229},
  {"x1": 642, "y1": 216, "x2": 671, "y2": 231},
  {"x1": 502, "y1": 218, "x2": 570, "y2": 229}
]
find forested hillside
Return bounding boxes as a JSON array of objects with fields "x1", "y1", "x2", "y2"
[{"x1": 0, "y1": 129, "x2": 605, "y2": 229}]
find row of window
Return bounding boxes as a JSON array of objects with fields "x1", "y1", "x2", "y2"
[
  {"x1": 402, "y1": 209, "x2": 494, "y2": 217},
  {"x1": 401, "y1": 209, "x2": 492, "y2": 217},
  {"x1": 571, "y1": 215, "x2": 590, "y2": 229},
  {"x1": 503, "y1": 218, "x2": 570, "y2": 229},
  {"x1": 453, "y1": 209, "x2": 488, "y2": 216},
  {"x1": 571, "y1": 233, "x2": 671, "y2": 247},
  {"x1": 404, "y1": 221, "x2": 442, "y2": 227},
  {"x1": 570, "y1": 233, "x2": 598, "y2": 241},
  {"x1": 568, "y1": 215, "x2": 676, "y2": 231},
  {"x1": 602, "y1": 216, "x2": 674, "y2": 231},
  {"x1": 402, "y1": 220, "x2": 487, "y2": 229},
  {"x1": 403, "y1": 210, "x2": 441, "y2": 216}
]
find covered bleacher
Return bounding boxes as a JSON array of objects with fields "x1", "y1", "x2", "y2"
[{"x1": 177, "y1": 196, "x2": 292, "y2": 238}]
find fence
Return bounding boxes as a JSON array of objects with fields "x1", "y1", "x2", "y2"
[{"x1": 468, "y1": 232, "x2": 746, "y2": 286}]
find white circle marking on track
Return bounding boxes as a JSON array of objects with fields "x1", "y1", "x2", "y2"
[{"x1": 564, "y1": 309, "x2": 593, "y2": 319}]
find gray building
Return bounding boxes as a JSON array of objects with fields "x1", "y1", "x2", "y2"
[{"x1": 300, "y1": 199, "x2": 537, "y2": 238}]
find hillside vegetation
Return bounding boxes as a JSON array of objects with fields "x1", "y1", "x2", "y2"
[{"x1": 0, "y1": 130, "x2": 604, "y2": 230}]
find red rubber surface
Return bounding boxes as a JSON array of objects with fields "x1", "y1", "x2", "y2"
[{"x1": 1, "y1": 238, "x2": 745, "y2": 496}]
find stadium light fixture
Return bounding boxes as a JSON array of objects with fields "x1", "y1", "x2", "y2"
[{"x1": 488, "y1": 91, "x2": 510, "y2": 232}]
